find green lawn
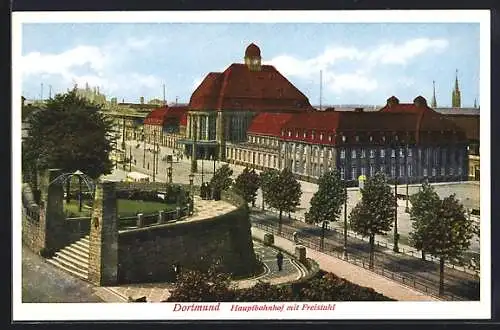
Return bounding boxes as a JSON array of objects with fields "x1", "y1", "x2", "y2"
[{"x1": 64, "y1": 199, "x2": 175, "y2": 218}]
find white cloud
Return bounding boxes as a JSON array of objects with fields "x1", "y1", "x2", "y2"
[
  {"x1": 368, "y1": 38, "x2": 449, "y2": 65},
  {"x1": 21, "y1": 37, "x2": 166, "y2": 100},
  {"x1": 265, "y1": 38, "x2": 449, "y2": 94}
]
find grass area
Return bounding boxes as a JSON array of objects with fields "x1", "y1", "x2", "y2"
[{"x1": 64, "y1": 199, "x2": 176, "y2": 218}]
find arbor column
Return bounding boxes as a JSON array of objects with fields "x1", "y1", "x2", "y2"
[{"x1": 88, "y1": 181, "x2": 118, "y2": 286}]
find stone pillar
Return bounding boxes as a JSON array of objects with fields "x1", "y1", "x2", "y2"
[
  {"x1": 88, "y1": 181, "x2": 118, "y2": 286},
  {"x1": 157, "y1": 211, "x2": 165, "y2": 225},
  {"x1": 295, "y1": 245, "x2": 307, "y2": 263},
  {"x1": 39, "y1": 169, "x2": 65, "y2": 254},
  {"x1": 136, "y1": 213, "x2": 144, "y2": 228},
  {"x1": 216, "y1": 111, "x2": 226, "y2": 160},
  {"x1": 263, "y1": 233, "x2": 274, "y2": 246}
]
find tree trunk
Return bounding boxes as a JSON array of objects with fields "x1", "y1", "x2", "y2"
[
  {"x1": 421, "y1": 250, "x2": 426, "y2": 261},
  {"x1": 369, "y1": 234, "x2": 375, "y2": 269},
  {"x1": 439, "y1": 257, "x2": 445, "y2": 296},
  {"x1": 261, "y1": 191, "x2": 265, "y2": 210},
  {"x1": 278, "y1": 210, "x2": 283, "y2": 234},
  {"x1": 65, "y1": 178, "x2": 71, "y2": 203}
]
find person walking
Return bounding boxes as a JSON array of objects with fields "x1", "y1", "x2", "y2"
[{"x1": 276, "y1": 251, "x2": 284, "y2": 271}]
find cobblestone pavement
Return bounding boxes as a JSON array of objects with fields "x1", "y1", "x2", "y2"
[
  {"x1": 102, "y1": 240, "x2": 304, "y2": 302},
  {"x1": 22, "y1": 245, "x2": 103, "y2": 303}
]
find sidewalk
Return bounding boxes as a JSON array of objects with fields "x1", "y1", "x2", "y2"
[{"x1": 251, "y1": 227, "x2": 438, "y2": 302}]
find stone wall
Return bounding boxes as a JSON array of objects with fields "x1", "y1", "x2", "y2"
[{"x1": 117, "y1": 200, "x2": 258, "y2": 284}]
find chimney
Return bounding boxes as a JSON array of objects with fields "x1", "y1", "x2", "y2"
[
  {"x1": 140, "y1": 96, "x2": 144, "y2": 104},
  {"x1": 413, "y1": 96, "x2": 427, "y2": 107},
  {"x1": 354, "y1": 107, "x2": 364, "y2": 113},
  {"x1": 386, "y1": 96, "x2": 400, "y2": 107}
]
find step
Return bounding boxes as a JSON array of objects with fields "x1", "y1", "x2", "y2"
[
  {"x1": 65, "y1": 245, "x2": 89, "y2": 259},
  {"x1": 47, "y1": 259, "x2": 88, "y2": 280},
  {"x1": 71, "y1": 241, "x2": 89, "y2": 254},
  {"x1": 51, "y1": 255, "x2": 89, "y2": 275},
  {"x1": 74, "y1": 239, "x2": 90, "y2": 250},
  {"x1": 55, "y1": 250, "x2": 89, "y2": 269},
  {"x1": 80, "y1": 237, "x2": 90, "y2": 244}
]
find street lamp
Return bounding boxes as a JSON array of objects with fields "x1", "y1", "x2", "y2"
[
  {"x1": 343, "y1": 182, "x2": 348, "y2": 260},
  {"x1": 201, "y1": 153, "x2": 204, "y2": 184},
  {"x1": 321, "y1": 220, "x2": 328, "y2": 251},
  {"x1": 394, "y1": 176, "x2": 400, "y2": 253},
  {"x1": 188, "y1": 173, "x2": 195, "y2": 215},
  {"x1": 405, "y1": 143, "x2": 410, "y2": 213}
]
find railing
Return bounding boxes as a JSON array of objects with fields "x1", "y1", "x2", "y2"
[
  {"x1": 262, "y1": 208, "x2": 479, "y2": 278},
  {"x1": 252, "y1": 221, "x2": 465, "y2": 301},
  {"x1": 118, "y1": 207, "x2": 190, "y2": 230}
]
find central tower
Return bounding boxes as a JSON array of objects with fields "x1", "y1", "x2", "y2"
[{"x1": 244, "y1": 43, "x2": 262, "y2": 71}]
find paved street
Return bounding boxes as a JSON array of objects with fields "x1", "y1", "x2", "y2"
[
  {"x1": 250, "y1": 210, "x2": 480, "y2": 300},
  {"x1": 22, "y1": 245, "x2": 103, "y2": 303}
]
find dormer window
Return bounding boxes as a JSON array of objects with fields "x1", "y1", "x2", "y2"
[
  {"x1": 288, "y1": 130, "x2": 291, "y2": 137},
  {"x1": 369, "y1": 136, "x2": 373, "y2": 142},
  {"x1": 342, "y1": 135, "x2": 346, "y2": 142},
  {"x1": 320, "y1": 133, "x2": 323, "y2": 141},
  {"x1": 328, "y1": 135, "x2": 332, "y2": 142},
  {"x1": 295, "y1": 131, "x2": 299, "y2": 138},
  {"x1": 303, "y1": 132, "x2": 307, "y2": 138},
  {"x1": 281, "y1": 130, "x2": 284, "y2": 136}
]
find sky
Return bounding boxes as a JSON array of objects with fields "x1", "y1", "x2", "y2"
[{"x1": 20, "y1": 22, "x2": 480, "y2": 107}]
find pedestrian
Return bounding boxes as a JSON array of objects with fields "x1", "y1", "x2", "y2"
[
  {"x1": 276, "y1": 251, "x2": 284, "y2": 271},
  {"x1": 293, "y1": 231, "x2": 299, "y2": 243}
]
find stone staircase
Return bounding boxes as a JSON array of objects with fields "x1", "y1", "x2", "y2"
[{"x1": 47, "y1": 235, "x2": 90, "y2": 280}]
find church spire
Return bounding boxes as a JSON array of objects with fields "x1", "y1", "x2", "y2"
[
  {"x1": 431, "y1": 80, "x2": 437, "y2": 108},
  {"x1": 452, "y1": 69, "x2": 461, "y2": 108}
]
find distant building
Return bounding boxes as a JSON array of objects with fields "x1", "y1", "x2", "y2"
[{"x1": 143, "y1": 106, "x2": 188, "y2": 148}]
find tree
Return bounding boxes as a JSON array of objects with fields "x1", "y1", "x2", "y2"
[
  {"x1": 233, "y1": 167, "x2": 260, "y2": 206},
  {"x1": 409, "y1": 182, "x2": 441, "y2": 261},
  {"x1": 265, "y1": 168, "x2": 302, "y2": 234},
  {"x1": 409, "y1": 189, "x2": 474, "y2": 296},
  {"x1": 259, "y1": 168, "x2": 279, "y2": 210},
  {"x1": 23, "y1": 89, "x2": 114, "y2": 199},
  {"x1": 166, "y1": 264, "x2": 235, "y2": 302},
  {"x1": 349, "y1": 172, "x2": 395, "y2": 269},
  {"x1": 209, "y1": 164, "x2": 233, "y2": 200},
  {"x1": 306, "y1": 169, "x2": 347, "y2": 225}
]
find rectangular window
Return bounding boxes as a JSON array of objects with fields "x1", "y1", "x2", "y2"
[
  {"x1": 361, "y1": 149, "x2": 366, "y2": 158},
  {"x1": 380, "y1": 149, "x2": 386, "y2": 158},
  {"x1": 370, "y1": 149, "x2": 375, "y2": 158},
  {"x1": 391, "y1": 149, "x2": 396, "y2": 158},
  {"x1": 408, "y1": 164, "x2": 413, "y2": 177},
  {"x1": 408, "y1": 148, "x2": 412, "y2": 157},
  {"x1": 369, "y1": 165, "x2": 375, "y2": 177},
  {"x1": 340, "y1": 167, "x2": 345, "y2": 180},
  {"x1": 273, "y1": 156, "x2": 277, "y2": 168},
  {"x1": 423, "y1": 168, "x2": 428, "y2": 177},
  {"x1": 340, "y1": 149, "x2": 346, "y2": 159},
  {"x1": 450, "y1": 167, "x2": 454, "y2": 175},
  {"x1": 400, "y1": 164, "x2": 405, "y2": 177},
  {"x1": 361, "y1": 167, "x2": 366, "y2": 176},
  {"x1": 432, "y1": 168, "x2": 437, "y2": 177},
  {"x1": 441, "y1": 167, "x2": 445, "y2": 176},
  {"x1": 391, "y1": 165, "x2": 396, "y2": 178},
  {"x1": 399, "y1": 148, "x2": 404, "y2": 158},
  {"x1": 351, "y1": 167, "x2": 357, "y2": 180},
  {"x1": 458, "y1": 166, "x2": 463, "y2": 175},
  {"x1": 352, "y1": 150, "x2": 357, "y2": 159}
]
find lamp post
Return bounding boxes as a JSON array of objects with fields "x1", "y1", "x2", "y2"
[
  {"x1": 129, "y1": 145, "x2": 132, "y2": 172},
  {"x1": 405, "y1": 143, "x2": 410, "y2": 213},
  {"x1": 168, "y1": 155, "x2": 173, "y2": 184},
  {"x1": 343, "y1": 183, "x2": 348, "y2": 260},
  {"x1": 393, "y1": 176, "x2": 399, "y2": 253},
  {"x1": 189, "y1": 173, "x2": 195, "y2": 215},
  {"x1": 201, "y1": 153, "x2": 204, "y2": 184},
  {"x1": 142, "y1": 131, "x2": 146, "y2": 168}
]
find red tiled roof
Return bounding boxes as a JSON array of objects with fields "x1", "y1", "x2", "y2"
[
  {"x1": 190, "y1": 63, "x2": 314, "y2": 112},
  {"x1": 247, "y1": 112, "x2": 295, "y2": 137},
  {"x1": 278, "y1": 106, "x2": 467, "y2": 146},
  {"x1": 143, "y1": 106, "x2": 189, "y2": 126}
]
